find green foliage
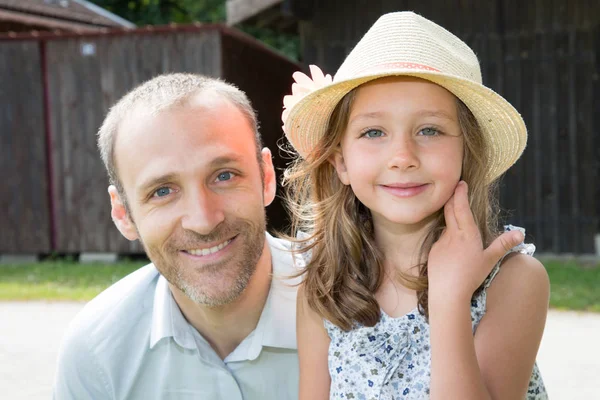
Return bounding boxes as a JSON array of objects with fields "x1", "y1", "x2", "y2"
[
  {"x1": 238, "y1": 25, "x2": 300, "y2": 61},
  {"x1": 89, "y1": 0, "x2": 300, "y2": 60},
  {"x1": 90, "y1": 0, "x2": 225, "y2": 25}
]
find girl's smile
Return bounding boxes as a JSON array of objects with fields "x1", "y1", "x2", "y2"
[{"x1": 379, "y1": 182, "x2": 430, "y2": 198}]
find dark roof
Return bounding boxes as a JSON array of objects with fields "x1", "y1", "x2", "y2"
[{"x1": 0, "y1": 0, "x2": 134, "y2": 31}]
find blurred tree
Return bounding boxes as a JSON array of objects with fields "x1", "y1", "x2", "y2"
[
  {"x1": 90, "y1": 0, "x2": 299, "y2": 60},
  {"x1": 89, "y1": 0, "x2": 223, "y2": 25}
]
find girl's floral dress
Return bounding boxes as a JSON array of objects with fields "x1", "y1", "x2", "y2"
[{"x1": 319, "y1": 226, "x2": 548, "y2": 400}]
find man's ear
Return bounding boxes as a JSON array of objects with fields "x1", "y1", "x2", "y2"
[
  {"x1": 260, "y1": 147, "x2": 277, "y2": 207},
  {"x1": 108, "y1": 185, "x2": 138, "y2": 241},
  {"x1": 330, "y1": 147, "x2": 350, "y2": 185}
]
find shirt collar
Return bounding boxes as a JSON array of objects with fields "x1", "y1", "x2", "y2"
[
  {"x1": 149, "y1": 274, "x2": 197, "y2": 350},
  {"x1": 149, "y1": 232, "x2": 301, "y2": 354}
]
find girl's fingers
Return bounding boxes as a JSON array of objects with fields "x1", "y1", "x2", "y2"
[
  {"x1": 484, "y1": 230, "x2": 525, "y2": 265},
  {"x1": 444, "y1": 193, "x2": 457, "y2": 231},
  {"x1": 453, "y1": 181, "x2": 477, "y2": 231}
]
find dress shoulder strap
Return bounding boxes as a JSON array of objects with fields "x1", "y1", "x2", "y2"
[{"x1": 483, "y1": 225, "x2": 536, "y2": 289}]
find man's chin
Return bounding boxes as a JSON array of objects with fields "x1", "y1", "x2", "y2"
[{"x1": 181, "y1": 284, "x2": 246, "y2": 307}]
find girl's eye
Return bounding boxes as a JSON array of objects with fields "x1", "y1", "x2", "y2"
[
  {"x1": 153, "y1": 187, "x2": 172, "y2": 197},
  {"x1": 418, "y1": 127, "x2": 440, "y2": 136},
  {"x1": 216, "y1": 171, "x2": 235, "y2": 182},
  {"x1": 362, "y1": 129, "x2": 384, "y2": 138}
]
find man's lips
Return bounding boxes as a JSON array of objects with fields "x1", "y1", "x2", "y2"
[{"x1": 181, "y1": 235, "x2": 237, "y2": 257}]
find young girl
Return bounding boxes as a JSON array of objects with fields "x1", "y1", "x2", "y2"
[{"x1": 281, "y1": 12, "x2": 549, "y2": 400}]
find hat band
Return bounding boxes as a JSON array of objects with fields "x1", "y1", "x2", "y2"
[{"x1": 349, "y1": 62, "x2": 440, "y2": 79}]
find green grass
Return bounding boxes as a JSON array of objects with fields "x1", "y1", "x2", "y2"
[
  {"x1": 542, "y1": 259, "x2": 600, "y2": 312},
  {"x1": 0, "y1": 259, "x2": 598, "y2": 312},
  {"x1": 0, "y1": 260, "x2": 146, "y2": 301}
]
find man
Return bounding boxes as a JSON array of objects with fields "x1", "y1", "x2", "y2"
[{"x1": 53, "y1": 73, "x2": 299, "y2": 399}]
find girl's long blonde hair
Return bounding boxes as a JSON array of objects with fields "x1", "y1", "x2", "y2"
[{"x1": 282, "y1": 83, "x2": 501, "y2": 331}]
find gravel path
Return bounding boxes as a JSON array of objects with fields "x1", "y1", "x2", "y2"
[{"x1": 0, "y1": 302, "x2": 597, "y2": 399}]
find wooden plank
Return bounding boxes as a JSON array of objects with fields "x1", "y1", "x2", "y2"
[
  {"x1": 515, "y1": 32, "x2": 543, "y2": 248},
  {"x1": 555, "y1": 30, "x2": 573, "y2": 253},
  {"x1": 573, "y1": 28, "x2": 597, "y2": 253},
  {"x1": 0, "y1": 41, "x2": 51, "y2": 253},
  {"x1": 96, "y1": 35, "x2": 142, "y2": 253},
  {"x1": 593, "y1": 24, "x2": 600, "y2": 254}
]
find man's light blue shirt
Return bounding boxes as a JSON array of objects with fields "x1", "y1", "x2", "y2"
[{"x1": 53, "y1": 233, "x2": 300, "y2": 399}]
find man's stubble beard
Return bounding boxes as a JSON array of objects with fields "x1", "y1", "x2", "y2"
[{"x1": 139, "y1": 215, "x2": 266, "y2": 307}]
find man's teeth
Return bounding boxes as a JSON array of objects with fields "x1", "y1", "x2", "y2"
[{"x1": 187, "y1": 239, "x2": 231, "y2": 256}]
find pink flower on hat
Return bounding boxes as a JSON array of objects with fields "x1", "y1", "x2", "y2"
[{"x1": 282, "y1": 65, "x2": 332, "y2": 133}]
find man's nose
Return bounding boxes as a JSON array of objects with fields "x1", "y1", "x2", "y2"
[
  {"x1": 387, "y1": 134, "x2": 420, "y2": 171},
  {"x1": 180, "y1": 188, "x2": 225, "y2": 235}
]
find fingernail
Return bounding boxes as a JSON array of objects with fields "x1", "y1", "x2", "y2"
[{"x1": 515, "y1": 231, "x2": 524, "y2": 243}]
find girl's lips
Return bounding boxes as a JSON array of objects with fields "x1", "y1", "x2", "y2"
[{"x1": 380, "y1": 183, "x2": 429, "y2": 198}]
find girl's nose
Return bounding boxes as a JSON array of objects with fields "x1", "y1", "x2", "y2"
[{"x1": 387, "y1": 135, "x2": 420, "y2": 171}]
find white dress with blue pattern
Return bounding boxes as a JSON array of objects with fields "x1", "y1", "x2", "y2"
[{"x1": 323, "y1": 226, "x2": 548, "y2": 400}]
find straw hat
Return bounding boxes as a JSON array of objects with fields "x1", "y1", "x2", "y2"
[{"x1": 282, "y1": 11, "x2": 527, "y2": 183}]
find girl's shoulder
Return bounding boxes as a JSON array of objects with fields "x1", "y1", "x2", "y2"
[{"x1": 472, "y1": 225, "x2": 549, "y2": 329}]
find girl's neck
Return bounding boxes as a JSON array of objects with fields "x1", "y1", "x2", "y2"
[{"x1": 373, "y1": 213, "x2": 438, "y2": 275}]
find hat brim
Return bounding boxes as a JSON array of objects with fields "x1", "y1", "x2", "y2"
[{"x1": 284, "y1": 70, "x2": 526, "y2": 184}]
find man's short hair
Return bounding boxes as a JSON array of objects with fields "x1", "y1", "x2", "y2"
[{"x1": 97, "y1": 73, "x2": 263, "y2": 204}]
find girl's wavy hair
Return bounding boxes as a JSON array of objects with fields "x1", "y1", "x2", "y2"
[{"x1": 282, "y1": 83, "x2": 501, "y2": 331}]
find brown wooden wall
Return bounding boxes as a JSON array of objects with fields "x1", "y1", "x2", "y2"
[
  {"x1": 0, "y1": 41, "x2": 51, "y2": 253},
  {"x1": 1, "y1": 25, "x2": 301, "y2": 254},
  {"x1": 297, "y1": 0, "x2": 599, "y2": 253}
]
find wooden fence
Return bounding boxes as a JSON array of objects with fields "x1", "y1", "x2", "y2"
[
  {"x1": 0, "y1": 25, "x2": 300, "y2": 254},
  {"x1": 0, "y1": 40, "x2": 50, "y2": 253}
]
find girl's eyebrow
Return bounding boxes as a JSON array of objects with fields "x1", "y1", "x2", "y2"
[
  {"x1": 413, "y1": 109, "x2": 457, "y2": 122},
  {"x1": 348, "y1": 111, "x2": 385, "y2": 125},
  {"x1": 348, "y1": 109, "x2": 457, "y2": 126}
]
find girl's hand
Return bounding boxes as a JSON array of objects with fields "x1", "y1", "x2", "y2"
[{"x1": 427, "y1": 181, "x2": 525, "y2": 303}]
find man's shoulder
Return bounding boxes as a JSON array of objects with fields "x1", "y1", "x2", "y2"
[
  {"x1": 64, "y1": 263, "x2": 159, "y2": 346},
  {"x1": 54, "y1": 264, "x2": 161, "y2": 397},
  {"x1": 266, "y1": 233, "x2": 299, "y2": 277}
]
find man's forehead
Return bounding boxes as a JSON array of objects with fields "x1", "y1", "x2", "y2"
[
  {"x1": 113, "y1": 91, "x2": 256, "y2": 184},
  {"x1": 121, "y1": 90, "x2": 232, "y2": 127}
]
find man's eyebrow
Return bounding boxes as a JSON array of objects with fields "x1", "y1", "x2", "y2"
[
  {"x1": 137, "y1": 173, "x2": 178, "y2": 196},
  {"x1": 135, "y1": 155, "x2": 244, "y2": 196},
  {"x1": 208, "y1": 155, "x2": 243, "y2": 168}
]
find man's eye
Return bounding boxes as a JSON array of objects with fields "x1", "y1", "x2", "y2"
[
  {"x1": 418, "y1": 127, "x2": 440, "y2": 136},
  {"x1": 216, "y1": 171, "x2": 234, "y2": 182},
  {"x1": 362, "y1": 129, "x2": 384, "y2": 138},
  {"x1": 153, "y1": 187, "x2": 172, "y2": 197}
]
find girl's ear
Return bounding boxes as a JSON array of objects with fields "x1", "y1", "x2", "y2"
[{"x1": 330, "y1": 147, "x2": 350, "y2": 185}]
